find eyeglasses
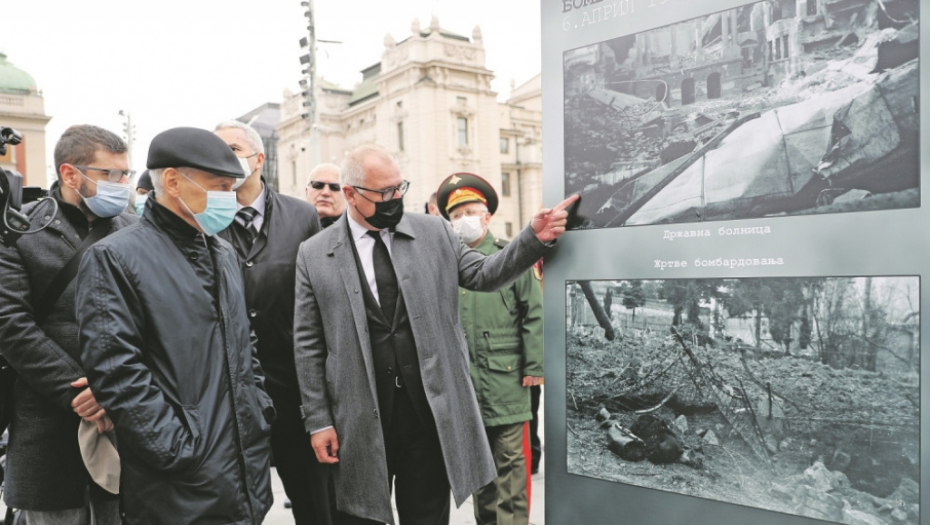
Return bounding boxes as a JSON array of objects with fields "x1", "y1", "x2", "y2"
[
  {"x1": 73, "y1": 165, "x2": 134, "y2": 183},
  {"x1": 352, "y1": 180, "x2": 410, "y2": 202},
  {"x1": 309, "y1": 181, "x2": 340, "y2": 192}
]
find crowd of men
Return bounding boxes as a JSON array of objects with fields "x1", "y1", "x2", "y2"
[{"x1": 0, "y1": 122, "x2": 576, "y2": 525}]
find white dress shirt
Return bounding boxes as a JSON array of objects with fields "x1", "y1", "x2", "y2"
[
  {"x1": 235, "y1": 184, "x2": 267, "y2": 232},
  {"x1": 347, "y1": 212, "x2": 393, "y2": 306}
]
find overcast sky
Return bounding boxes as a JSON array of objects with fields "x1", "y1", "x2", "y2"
[{"x1": 4, "y1": 0, "x2": 541, "y2": 180}]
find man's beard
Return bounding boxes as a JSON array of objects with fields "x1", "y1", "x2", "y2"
[{"x1": 77, "y1": 180, "x2": 95, "y2": 217}]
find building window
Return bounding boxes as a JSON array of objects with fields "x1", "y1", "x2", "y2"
[
  {"x1": 505, "y1": 222, "x2": 513, "y2": 238},
  {"x1": 807, "y1": 0, "x2": 818, "y2": 16},
  {"x1": 397, "y1": 100, "x2": 403, "y2": 108},
  {"x1": 681, "y1": 78, "x2": 696, "y2": 105},
  {"x1": 500, "y1": 138, "x2": 509, "y2": 154},
  {"x1": 457, "y1": 96, "x2": 467, "y2": 105},
  {"x1": 398, "y1": 122, "x2": 405, "y2": 152},
  {"x1": 501, "y1": 172, "x2": 511, "y2": 197},
  {"x1": 783, "y1": 37, "x2": 790, "y2": 59},
  {"x1": 706, "y1": 72, "x2": 721, "y2": 99},
  {"x1": 457, "y1": 117, "x2": 468, "y2": 146}
]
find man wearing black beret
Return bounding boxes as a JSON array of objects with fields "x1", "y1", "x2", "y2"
[{"x1": 74, "y1": 127, "x2": 275, "y2": 524}]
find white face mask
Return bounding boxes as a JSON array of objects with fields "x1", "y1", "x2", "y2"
[
  {"x1": 452, "y1": 215, "x2": 485, "y2": 244},
  {"x1": 232, "y1": 157, "x2": 254, "y2": 190}
]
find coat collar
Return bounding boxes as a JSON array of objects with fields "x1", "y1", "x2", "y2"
[
  {"x1": 326, "y1": 210, "x2": 416, "y2": 252},
  {"x1": 327, "y1": 214, "x2": 381, "y2": 408},
  {"x1": 143, "y1": 198, "x2": 209, "y2": 249}
]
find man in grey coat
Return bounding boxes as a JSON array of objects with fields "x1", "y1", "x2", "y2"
[{"x1": 293, "y1": 144, "x2": 576, "y2": 524}]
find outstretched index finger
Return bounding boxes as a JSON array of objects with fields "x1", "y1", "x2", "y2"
[{"x1": 553, "y1": 194, "x2": 580, "y2": 213}]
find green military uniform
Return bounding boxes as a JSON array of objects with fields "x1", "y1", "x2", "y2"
[{"x1": 459, "y1": 233, "x2": 543, "y2": 525}]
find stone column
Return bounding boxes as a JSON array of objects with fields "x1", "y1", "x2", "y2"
[{"x1": 721, "y1": 10, "x2": 730, "y2": 51}]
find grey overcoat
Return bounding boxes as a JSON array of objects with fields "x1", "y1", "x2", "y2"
[{"x1": 293, "y1": 212, "x2": 550, "y2": 523}]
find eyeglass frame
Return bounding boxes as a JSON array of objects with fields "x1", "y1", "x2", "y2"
[
  {"x1": 351, "y1": 180, "x2": 410, "y2": 202},
  {"x1": 72, "y1": 165, "x2": 135, "y2": 183},
  {"x1": 308, "y1": 181, "x2": 341, "y2": 192}
]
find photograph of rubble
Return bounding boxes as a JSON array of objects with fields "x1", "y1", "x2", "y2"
[
  {"x1": 566, "y1": 277, "x2": 919, "y2": 524},
  {"x1": 563, "y1": 0, "x2": 919, "y2": 229}
]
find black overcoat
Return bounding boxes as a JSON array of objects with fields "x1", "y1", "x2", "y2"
[
  {"x1": 75, "y1": 200, "x2": 273, "y2": 525},
  {"x1": 0, "y1": 190, "x2": 136, "y2": 510},
  {"x1": 218, "y1": 188, "x2": 321, "y2": 419}
]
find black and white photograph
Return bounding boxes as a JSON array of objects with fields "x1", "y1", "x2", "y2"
[
  {"x1": 563, "y1": 0, "x2": 919, "y2": 229},
  {"x1": 565, "y1": 277, "x2": 919, "y2": 524}
]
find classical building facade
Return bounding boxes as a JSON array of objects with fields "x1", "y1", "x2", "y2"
[
  {"x1": 276, "y1": 17, "x2": 542, "y2": 238},
  {"x1": 0, "y1": 52, "x2": 50, "y2": 187}
]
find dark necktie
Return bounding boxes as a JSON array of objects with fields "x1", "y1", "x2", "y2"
[
  {"x1": 236, "y1": 207, "x2": 259, "y2": 239},
  {"x1": 367, "y1": 230, "x2": 398, "y2": 324},
  {"x1": 232, "y1": 207, "x2": 258, "y2": 254}
]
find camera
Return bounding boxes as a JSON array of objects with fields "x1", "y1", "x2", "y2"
[{"x1": 0, "y1": 126, "x2": 53, "y2": 247}]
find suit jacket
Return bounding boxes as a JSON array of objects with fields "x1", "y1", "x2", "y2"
[
  {"x1": 293, "y1": 212, "x2": 550, "y2": 523},
  {"x1": 219, "y1": 187, "x2": 321, "y2": 419}
]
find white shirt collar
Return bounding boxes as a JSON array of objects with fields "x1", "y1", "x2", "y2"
[
  {"x1": 348, "y1": 211, "x2": 383, "y2": 242},
  {"x1": 237, "y1": 183, "x2": 266, "y2": 217}
]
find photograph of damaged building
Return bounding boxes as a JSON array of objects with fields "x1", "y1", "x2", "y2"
[
  {"x1": 563, "y1": 0, "x2": 919, "y2": 229},
  {"x1": 565, "y1": 277, "x2": 919, "y2": 525}
]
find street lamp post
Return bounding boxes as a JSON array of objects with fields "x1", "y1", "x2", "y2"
[{"x1": 119, "y1": 110, "x2": 136, "y2": 171}]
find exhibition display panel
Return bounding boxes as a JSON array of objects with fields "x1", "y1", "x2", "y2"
[{"x1": 541, "y1": 1, "x2": 922, "y2": 524}]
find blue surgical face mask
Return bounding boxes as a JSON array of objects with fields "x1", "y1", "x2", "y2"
[
  {"x1": 176, "y1": 173, "x2": 238, "y2": 236},
  {"x1": 77, "y1": 171, "x2": 131, "y2": 218},
  {"x1": 134, "y1": 194, "x2": 148, "y2": 216}
]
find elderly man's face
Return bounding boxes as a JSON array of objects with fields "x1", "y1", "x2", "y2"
[
  {"x1": 344, "y1": 155, "x2": 404, "y2": 225},
  {"x1": 177, "y1": 168, "x2": 235, "y2": 215},
  {"x1": 306, "y1": 168, "x2": 346, "y2": 218}
]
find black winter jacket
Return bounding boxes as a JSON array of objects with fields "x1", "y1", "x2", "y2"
[
  {"x1": 218, "y1": 187, "x2": 321, "y2": 419},
  {"x1": 0, "y1": 187, "x2": 136, "y2": 510},
  {"x1": 75, "y1": 199, "x2": 273, "y2": 525}
]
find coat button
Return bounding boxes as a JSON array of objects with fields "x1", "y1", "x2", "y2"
[
  {"x1": 245, "y1": 261, "x2": 254, "y2": 267},
  {"x1": 373, "y1": 409, "x2": 378, "y2": 419},
  {"x1": 249, "y1": 309, "x2": 258, "y2": 318},
  {"x1": 188, "y1": 254, "x2": 197, "y2": 261},
  {"x1": 462, "y1": 291, "x2": 466, "y2": 295}
]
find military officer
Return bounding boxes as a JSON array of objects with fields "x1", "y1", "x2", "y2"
[{"x1": 437, "y1": 173, "x2": 544, "y2": 525}]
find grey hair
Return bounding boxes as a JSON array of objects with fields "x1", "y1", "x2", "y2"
[
  {"x1": 340, "y1": 144, "x2": 398, "y2": 187},
  {"x1": 215, "y1": 120, "x2": 264, "y2": 155},
  {"x1": 148, "y1": 168, "x2": 165, "y2": 196}
]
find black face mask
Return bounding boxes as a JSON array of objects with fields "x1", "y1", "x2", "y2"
[{"x1": 360, "y1": 198, "x2": 405, "y2": 230}]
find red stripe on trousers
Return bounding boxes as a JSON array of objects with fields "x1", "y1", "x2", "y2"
[{"x1": 523, "y1": 420, "x2": 532, "y2": 514}]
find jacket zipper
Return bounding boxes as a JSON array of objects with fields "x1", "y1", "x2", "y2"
[{"x1": 212, "y1": 242, "x2": 257, "y2": 521}]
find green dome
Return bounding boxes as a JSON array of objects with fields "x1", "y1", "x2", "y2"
[{"x1": 0, "y1": 53, "x2": 37, "y2": 94}]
